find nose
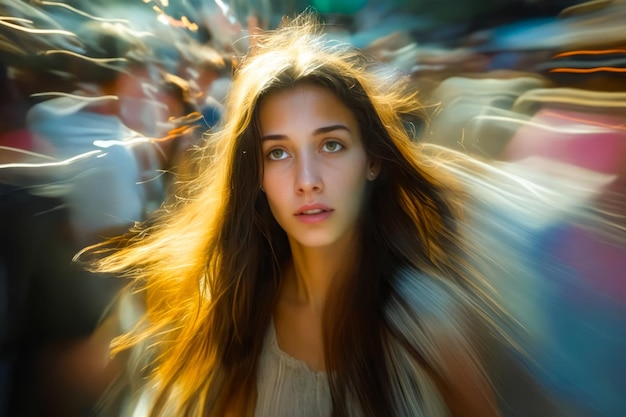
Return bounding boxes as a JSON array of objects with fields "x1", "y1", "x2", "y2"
[{"x1": 295, "y1": 152, "x2": 323, "y2": 195}]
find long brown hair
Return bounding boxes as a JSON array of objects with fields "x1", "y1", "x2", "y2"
[{"x1": 85, "y1": 14, "x2": 508, "y2": 417}]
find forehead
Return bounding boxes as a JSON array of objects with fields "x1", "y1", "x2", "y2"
[{"x1": 258, "y1": 83, "x2": 358, "y2": 132}]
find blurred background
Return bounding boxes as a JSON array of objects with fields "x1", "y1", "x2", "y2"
[{"x1": 1, "y1": 1, "x2": 625, "y2": 416}]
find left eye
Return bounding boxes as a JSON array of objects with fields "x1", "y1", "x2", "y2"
[{"x1": 322, "y1": 141, "x2": 343, "y2": 152}]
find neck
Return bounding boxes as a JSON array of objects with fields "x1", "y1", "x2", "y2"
[{"x1": 281, "y1": 237, "x2": 358, "y2": 316}]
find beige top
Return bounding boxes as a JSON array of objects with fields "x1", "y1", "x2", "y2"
[{"x1": 255, "y1": 321, "x2": 332, "y2": 417}]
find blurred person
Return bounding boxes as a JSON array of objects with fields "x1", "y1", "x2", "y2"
[
  {"x1": 175, "y1": 40, "x2": 232, "y2": 129},
  {"x1": 195, "y1": 0, "x2": 247, "y2": 54},
  {"x1": 74, "y1": 14, "x2": 618, "y2": 417},
  {"x1": 423, "y1": 73, "x2": 549, "y2": 158},
  {"x1": 498, "y1": 87, "x2": 626, "y2": 417},
  {"x1": 0, "y1": 64, "x2": 31, "y2": 146},
  {"x1": 25, "y1": 21, "x2": 167, "y2": 245},
  {"x1": 150, "y1": 72, "x2": 207, "y2": 194},
  {"x1": 0, "y1": 140, "x2": 128, "y2": 417},
  {"x1": 0, "y1": 19, "x2": 162, "y2": 417}
]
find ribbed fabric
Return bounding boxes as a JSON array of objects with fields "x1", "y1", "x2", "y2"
[{"x1": 255, "y1": 321, "x2": 331, "y2": 417}]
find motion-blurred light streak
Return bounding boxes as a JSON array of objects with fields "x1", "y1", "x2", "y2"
[
  {"x1": 37, "y1": 1, "x2": 131, "y2": 24},
  {"x1": 0, "y1": 148, "x2": 102, "y2": 169},
  {"x1": 0, "y1": 16, "x2": 76, "y2": 36}
]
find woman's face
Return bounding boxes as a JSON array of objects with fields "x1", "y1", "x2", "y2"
[{"x1": 259, "y1": 83, "x2": 377, "y2": 250}]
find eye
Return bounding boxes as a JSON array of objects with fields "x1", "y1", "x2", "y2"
[
  {"x1": 267, "y1": 148, "x2": 289, "y2": 161},
  {"x1": 322, "y1": 140, "x2": 343, "y2": 153}
]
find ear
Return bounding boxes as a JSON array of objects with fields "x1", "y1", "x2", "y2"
[{"x1": 367, "y1": 159, "x2": 381, "y2": 181}]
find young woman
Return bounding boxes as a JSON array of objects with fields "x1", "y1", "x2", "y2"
[{"x1": 85, "y1": 14, "x2": 577, "y2": 417}]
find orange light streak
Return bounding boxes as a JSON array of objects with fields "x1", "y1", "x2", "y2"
[
  {"x1": 549, "y1": 67, "x2": 626, "y2": 73},
  {"x1": 554, "y1": 48, "x2": 626, "y2": 58}
]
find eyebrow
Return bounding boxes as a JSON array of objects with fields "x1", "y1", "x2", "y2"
[{"x1": 261, "y1": 124, "x2": 352, "y2": 141}]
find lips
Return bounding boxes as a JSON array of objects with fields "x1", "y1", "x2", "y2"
[
  {"x1": 295, "y1": 204, "x2": 333, "y2": 224},
  {"x1": 296, "y1": 204, "x2": 331, "y2": 216}
]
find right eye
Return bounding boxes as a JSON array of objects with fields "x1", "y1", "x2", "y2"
[{"x1": 267, "y1": 148, "x2": 289, "y2": 161}]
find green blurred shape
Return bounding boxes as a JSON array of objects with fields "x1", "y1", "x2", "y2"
[{"x1": 310, "y1": 0, "x2": 367, "y2": 14}]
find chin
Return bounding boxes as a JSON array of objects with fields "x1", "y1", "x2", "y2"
[{"x1": 290, "y1": 232, "x2": 340, "y2": 249}]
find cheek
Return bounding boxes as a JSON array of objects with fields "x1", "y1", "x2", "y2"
[
  {"x1": 344, "y1": 160, "x2": 370, "y2": 192},
  {"x1": 262, "y1": 173, "x2": 288, "y2": 213},
  {"x1": 264, "y1": 192, "x2": 290, "y2": 233},
  {"x1": 347, "y1": 177, "x2": 369, "y2": 211}
]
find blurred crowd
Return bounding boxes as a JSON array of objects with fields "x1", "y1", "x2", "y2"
[{"x1": 1, "y1": 0, "x2": 625, "y2": 416}]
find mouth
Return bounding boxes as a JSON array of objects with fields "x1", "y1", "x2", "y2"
[
  {"x1": 299, "y1": 208, "x2": 327, "y2": 215},
  {"x1": 295, "y1": 205, "x2": 333, "y2": 223}
]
